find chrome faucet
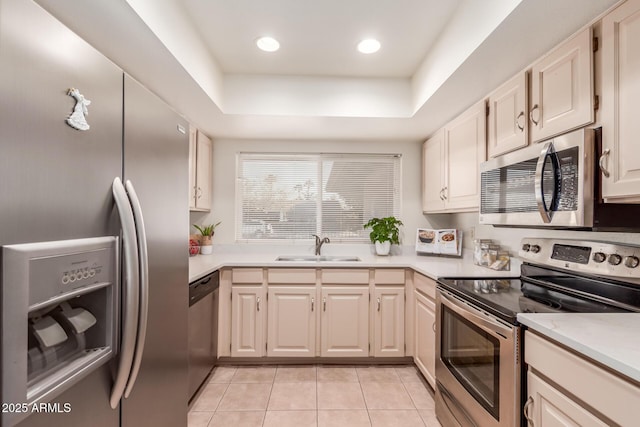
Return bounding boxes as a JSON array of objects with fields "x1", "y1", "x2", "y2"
[{"x1": 312, "y1": 234, "x2": 330, "y2": 256}]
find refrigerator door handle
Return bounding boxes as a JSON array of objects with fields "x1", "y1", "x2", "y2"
[
  {"x1": 123, "y1": 180, "x2": 149, "y2": 398},
  {"x1": 110, "y1": 177, "x2": 140, "y2": 409}
]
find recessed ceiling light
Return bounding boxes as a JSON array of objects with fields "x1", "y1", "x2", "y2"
[
  {"x1": 357, "y1": 39, "x2": 381, "y2": 54},
  {"x1": 256, "y1": 36, "x2": 280, "y2": 52}
]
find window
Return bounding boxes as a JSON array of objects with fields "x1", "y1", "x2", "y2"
[{"x1": 237, "y1": 153, "x2": 401, "y2": 241}]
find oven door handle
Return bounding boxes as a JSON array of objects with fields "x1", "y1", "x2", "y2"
[
  {"x1": 439, "y1": 290, "x2": 513, "y2": 338},
  {"x1": 534, "y1": 141, "x2": 560, "y2": 224}
]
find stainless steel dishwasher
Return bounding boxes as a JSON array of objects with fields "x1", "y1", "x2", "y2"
[{"x1": 187, "y1": 270, "x2": 219, "y2": 402}]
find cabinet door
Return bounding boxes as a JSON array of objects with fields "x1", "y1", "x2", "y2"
[
  {"x1": 530, "y1": 28, "x2": 594, "y2": 142},
  {"x1": 373, "y1": 287, "x2": 404, "y2": 357},
  {"x1": 231, "y1": 286, "x2": 265, "y2": 357},
  {"x1": 267, "y1": 287, "x2": 316, "y2": 357},
  {"x1": 320, "y1": 287, "x2": 369, "y2": 357},
  {"x1": 188, "y1": 126, "x2": 197, "y2": 209},
  {"x1": 487, "y1": 72, "x2": 528, "y2": 158},
  {"x1": 443, "y1": 99, "x2": 486, "y2": 211},
  {"x1": 527, "y1": 371, "x2": 608, "y2": 427},
  {"x1": 194, "y1": 130, "x2": 212, "y2": 211},
  {"x1": 414, "y1": 290, "x2": 436, "y2": 388},
  {"x1": 601, "y1": 0, "x2": 640, "y2": 202},
  {"x1": 422, "y1": 129, "x2": 445, "y2": 213}
]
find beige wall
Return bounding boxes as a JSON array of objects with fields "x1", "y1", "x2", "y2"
[
  {"x1": 449, "y1": 212, "x2": 640, "y2": 253},
  {"x1": 191, "y1": 138, "x2": 451, "y2": 245}
]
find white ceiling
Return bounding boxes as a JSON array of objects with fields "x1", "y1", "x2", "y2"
[
  {"x1": 34, "y1": 0, "x2": 621, "y2": 140},
  {"x1": 182, "y1": 0, "x2": 460, "y2": 78}
]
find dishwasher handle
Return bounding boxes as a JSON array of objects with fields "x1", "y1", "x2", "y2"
[{"x1": 189, "y1": 271, "x2": 219, "y2": 306}]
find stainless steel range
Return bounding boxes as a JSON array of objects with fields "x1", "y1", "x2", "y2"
[{"x1": 435, "y1": 238, "x2": 640, "y2": 427}]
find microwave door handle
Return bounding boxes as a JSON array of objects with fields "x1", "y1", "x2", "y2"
[
  {"x1": 534, "y1": 142, "x2": 554, "y2": 223},
  {"x1": 110, "y1": 178, "x2": 140, "y2": 409}
]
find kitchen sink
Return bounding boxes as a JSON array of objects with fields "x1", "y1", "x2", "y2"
[{"x1": 276, "y1": 255, "x2": 361, "y2": 262}]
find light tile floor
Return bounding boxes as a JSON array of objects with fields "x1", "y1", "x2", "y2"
[{"x1": 188, "y1": 365, "x2": 442, "y2": 427}]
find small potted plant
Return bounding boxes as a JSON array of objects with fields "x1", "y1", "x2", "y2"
[
  {"x1": 193, "y1": 222, "x2": 221, "y2": 255},
  {"x1": 364, "y1": 216, "x2": 403, "y2": 256}
]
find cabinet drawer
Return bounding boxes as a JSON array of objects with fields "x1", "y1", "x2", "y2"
[
  {"x1": 413, "y1": 272, "x2": 436, "y2": 300},
  {"x1": 374, "y1": 269, "x2": 405, "y2": 285},
  {"x1": 267, "y1": 268, "x2": 316, "y2": 284},
  {"x1": 321, "y1": 269, "x2": 369, "y2": 284},
  {"x1": 231, "y1": 268, "x2": 263, "y2": 284}
]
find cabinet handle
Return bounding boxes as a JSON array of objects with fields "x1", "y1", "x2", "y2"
[
  {"x1": 377, "y1": 297, "x2": 381, "y2": 312},
  {"x1": 323, "y1": 297, "x2": 326, "y2": 312},
  {"x1": 256, "y1": 296, "x2": 260, "y2": 312},
  {"x1": 529, "y1": 104, "x2": 540, "y2": 126},
  {"x1": 432, "y1": 322, "x2": 436, "y2": 333},
  {"x1": 442, "y1": 187, "x2": 448, "y2": 200},
  {"x1": 439, "y1": 188, "x2": 444, "y2": 201},
  {"x1": 523, "y1": 396, "x2": 534, "y2": 427},
  {"x1": 516, "y1": 111, "x2": 525, "y2": 131},
  {"x1": 311, "y1": 297, "x2": 315, "y2": 312},
  {"x1": 599, "y1": 148, "x2": 611, "y2": 178}
]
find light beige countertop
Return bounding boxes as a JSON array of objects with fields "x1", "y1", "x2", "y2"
[{"x1": 189, "y1": 244, "x2": 520, "y2": 283}]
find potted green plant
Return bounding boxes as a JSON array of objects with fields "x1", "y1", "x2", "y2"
[
  {"x1": 193, "y1": 222, "x2": 221, "y2": 254},
  {"x1": 363, "y1": 216, "x2": 403, "y2": 256}
]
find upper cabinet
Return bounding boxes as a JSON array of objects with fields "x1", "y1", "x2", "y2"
[
  {"x1": 188, "y1": 127, "x2": 212, "y2": 211},
  {"x1": 487, "y1": 72, "x2": 528, "y2": 158},
  {"x1": 600, "y1": 0, "x2": 640, "y2": 202},
  {"x1": 423, "y1": 99, "x2": 486, "y2": 213},
  {"x1": 529, "y1": 27, "x2": 595, "y2": 143}
]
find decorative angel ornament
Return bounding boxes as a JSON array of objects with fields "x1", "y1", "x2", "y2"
[{"x1": 66, "y1": 88, "x2": 91, "y2": 131}]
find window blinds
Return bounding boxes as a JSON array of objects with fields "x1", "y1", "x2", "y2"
[{"x1": 236, "y1": 153, "x2": 401, "y2": 241}]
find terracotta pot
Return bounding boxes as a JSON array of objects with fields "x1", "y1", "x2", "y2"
[{"x1": 375, "y1": 241, "x2": 391, "y2": 256}]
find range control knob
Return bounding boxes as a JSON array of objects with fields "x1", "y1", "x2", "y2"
[
  {"x1": 624, "y1": 256, "x2": 640, "y2": 269},
  {"x1": 522, "y1": 244, "x2": 531, "y2": 252},
  {"x1": 592, "y1": 252, "x2": 606, "y2": 263},
  {"x1": 608, "y1": 254, "x2": 622, "y2": 266},
  {"x1": 530, "y1": 245, "x2": 541, "y2": 254}
]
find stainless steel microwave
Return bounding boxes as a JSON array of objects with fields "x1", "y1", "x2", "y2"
[{"x1": 479, "y1": 128, "x2": 640, "y2": 230}]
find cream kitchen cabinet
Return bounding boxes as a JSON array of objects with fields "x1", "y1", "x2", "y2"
[
  {"x1": 266, "y1": 286, "x2": 316, "y2": 357},
  {"x1": 230, "y1": 285, "x2": 265, "y2": 357},
  {"x1": 422, "y1": 99, "x2": 486, "y2": 213},
  {"x1": 320, "y1": 286, "x2": 370, "y2": 357},
  {"x1": 422, "y1": 130, "x2": 445, "y2": 212},
  {"x1": 373, "y1": 287, "x2": 405, "y2": 357},
  {"x1": 487, "y1": 72, "x2": 529, "y2": 158},
  {"x1": 600, "y1": 0, "x2": 640, "y2": 202},
  {"x1": 524, "y1": 331, "x2": 640, "y2": 427},
  {"x1": 526, "y1": 371, "x2": 608, "y2": 427},
  {"x1": 529, "y1": 27, "x2": 594, "y2": 143},
  {"x1": 413, "y1": 273, "x2": 436, "y2": 388},
  {"x1": 188, "y1": 127, "x2": 212, "y2": 211}
]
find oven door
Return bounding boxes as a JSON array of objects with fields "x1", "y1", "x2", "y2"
[
  {"x1": 479, "y1": 128, "x2": 593, "y2": 228},
  {"x1": 435, "y1": 289, "x2": 520, "y2": 427}
]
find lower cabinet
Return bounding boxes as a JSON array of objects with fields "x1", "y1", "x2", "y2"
[
  {"x1": 373, "y1": 287, "x2": 405, "y2": 357},
  {"x1": 225, "y1": 268, "x2": 406, "y2": 359},
  {"x1": 524, "y1": 331, "x2": 640, "y2": 427},
  {"x1": 230, "y1": 286, "x2": 265, "y2": 357},
  {"x1": 266, "y1": 286, "x2": 316, "y2": 357},
  {"x1": 526, "y1": 371, "x2": 608, "y2": 427},
  {"x1": 320, "y1": 287, "x2": 369, "y2": 357},
  {"x1": 414, "y1": 289, "x2": 436, "y2": 388}
]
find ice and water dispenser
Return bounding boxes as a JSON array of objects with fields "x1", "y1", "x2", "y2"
[{"x1": 2, "y1": 237, "x2": 117, "y2": 425}]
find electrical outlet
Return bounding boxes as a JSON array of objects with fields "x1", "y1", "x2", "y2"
[{"x1": 469, "y1": 226, "x2": 475, "y2": 240}]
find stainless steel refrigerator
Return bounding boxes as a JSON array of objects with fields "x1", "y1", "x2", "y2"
[{"x1": 0, "y1": 0, "x2": 189, "y2": 426}]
